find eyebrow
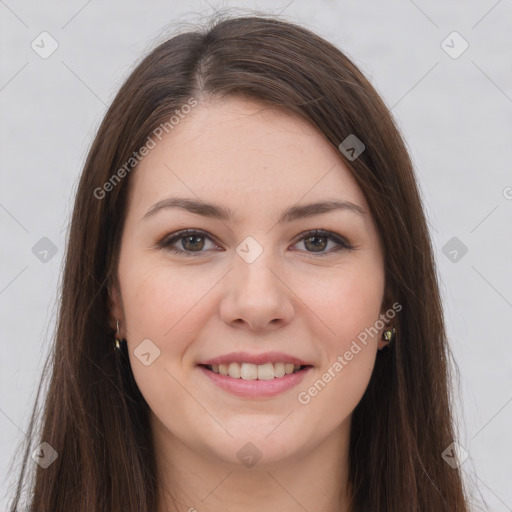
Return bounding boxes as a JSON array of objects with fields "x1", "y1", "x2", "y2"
[{"x1": 141, "y1": 197, "x2": 366, "y2": 224}]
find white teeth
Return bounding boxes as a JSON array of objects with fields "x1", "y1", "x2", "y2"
[
  {"x1": 228, "y1": 362, "x2": 241, "y2": 379},
  {"x1": 207, "y1": 362, "x2": 304, "y2": 380},
  {"x1": 257, "y1": 363, "x2": 274, "y2": 380},
  {"x1": 274, "y1": 362, "x2": 285, "y2": 378},
  {"x1": 240, "y1": 363, "x2": 257, "y2": 380},
  {"x1": 286, "y1": 363, "x2": 296, "y2": 375}
]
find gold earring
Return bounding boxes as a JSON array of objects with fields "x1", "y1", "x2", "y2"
[
  {"x1": 382, "y1": 327, "x2": 396, "y2": 343},
  {"x1": 114, "y1": 319, "x2": 122, "y2": 350}
]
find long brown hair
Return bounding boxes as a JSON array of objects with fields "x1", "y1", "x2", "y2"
[{"x1": 7, "y1": 13, "x2": 471, "y2": 511}]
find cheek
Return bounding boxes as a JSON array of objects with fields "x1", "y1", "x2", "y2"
[
  {"x1": 118, "y1": 263, "x2": 212, "y2": 412},
  {"x1": 119, "y1": 261, "x2": 220, "y2": 352},
  {"x1": 296, "y1": 269, "x2": 382, "y2": 427},
  {"x1": 302, "y1": 262, "x2": 385, "y2": 350}
]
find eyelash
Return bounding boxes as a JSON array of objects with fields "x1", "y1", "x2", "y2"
[{"x1": 157, "y1": 229, "x2": 355, "y2": 257}]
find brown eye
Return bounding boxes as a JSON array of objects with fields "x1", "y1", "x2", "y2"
[
  {"x1": 181, "y1": 234, "x2": 206, "y2": 252},
  {"x1": 158, "y1": 229, "x2": 354, "y2": 257},
  {"x1": 303, "y1": 234, "x2": 328, "y2": 252},
  {"x1": 292, "y1": 230, "x2": 354, "y2": 256},
  {"x1": 159, "y1": 229, "x2": 219, "y2": 256}
]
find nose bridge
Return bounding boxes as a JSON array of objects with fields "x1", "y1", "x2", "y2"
[
  {"x1": 220, "y1": 236, "x2": 294, "y2": 330},
  {"x1": 233, "y1": 239, "x2": 282, "y2": 299}
]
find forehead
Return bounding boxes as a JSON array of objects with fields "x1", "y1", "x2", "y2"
[{"x1": 126, "y1": 96, "x2": 369, "y2": 221}]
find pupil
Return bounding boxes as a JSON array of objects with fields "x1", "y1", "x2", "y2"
[
  {"x1": 183, "y1": 235, "x2": 204, "y2": 251},
  {"x1": 305, "y1": 235, "x2": 326, "y2": 252}
]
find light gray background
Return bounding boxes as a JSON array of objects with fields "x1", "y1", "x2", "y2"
[{"x1": 1, "y1": 1, "x2": 511, "y2": 510}]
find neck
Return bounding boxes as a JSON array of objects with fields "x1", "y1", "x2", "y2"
[{"x1": 152, "y1": 415, "x2": 352, "y2": 512}]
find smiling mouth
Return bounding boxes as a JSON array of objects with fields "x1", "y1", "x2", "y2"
[{"x1": 200, "y1": 362, "x2": 311, "y2": 380}]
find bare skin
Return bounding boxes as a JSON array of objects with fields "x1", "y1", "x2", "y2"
[{"x1": 109, "y1": 96, "x2": 389, "y2": 512}]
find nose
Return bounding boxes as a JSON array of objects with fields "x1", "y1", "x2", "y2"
[{"x1": 219, "y1": 251, "x2": 295, "y2": 332}]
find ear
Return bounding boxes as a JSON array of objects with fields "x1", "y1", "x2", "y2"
[{"x1": 107, "y1": 281, "x2": 124, "y2": 334}]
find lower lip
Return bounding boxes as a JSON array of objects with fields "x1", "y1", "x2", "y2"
[{"x1": 197, "y1": 365, "x2": 312, "y2": 398}]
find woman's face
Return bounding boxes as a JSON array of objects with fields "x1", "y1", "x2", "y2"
[{"x1": 110, "y1": 96, "x2": 387, "y2": 468}]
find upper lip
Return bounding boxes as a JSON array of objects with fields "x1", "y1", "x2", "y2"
[{"x1": 198, "y1": 351, "x2": 312, "y2": 367}]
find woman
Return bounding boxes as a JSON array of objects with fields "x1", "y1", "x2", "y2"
[{"x1": 8, "y1": 14, "x2": 471, "y2": 512}]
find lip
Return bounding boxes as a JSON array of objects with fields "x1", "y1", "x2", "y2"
[
  {"x1": 198, "y1": 351, "x2": 312, "y2": 367},
  {"x1": 198, "y1": 364, "x2": 313, "y2": 398}
]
